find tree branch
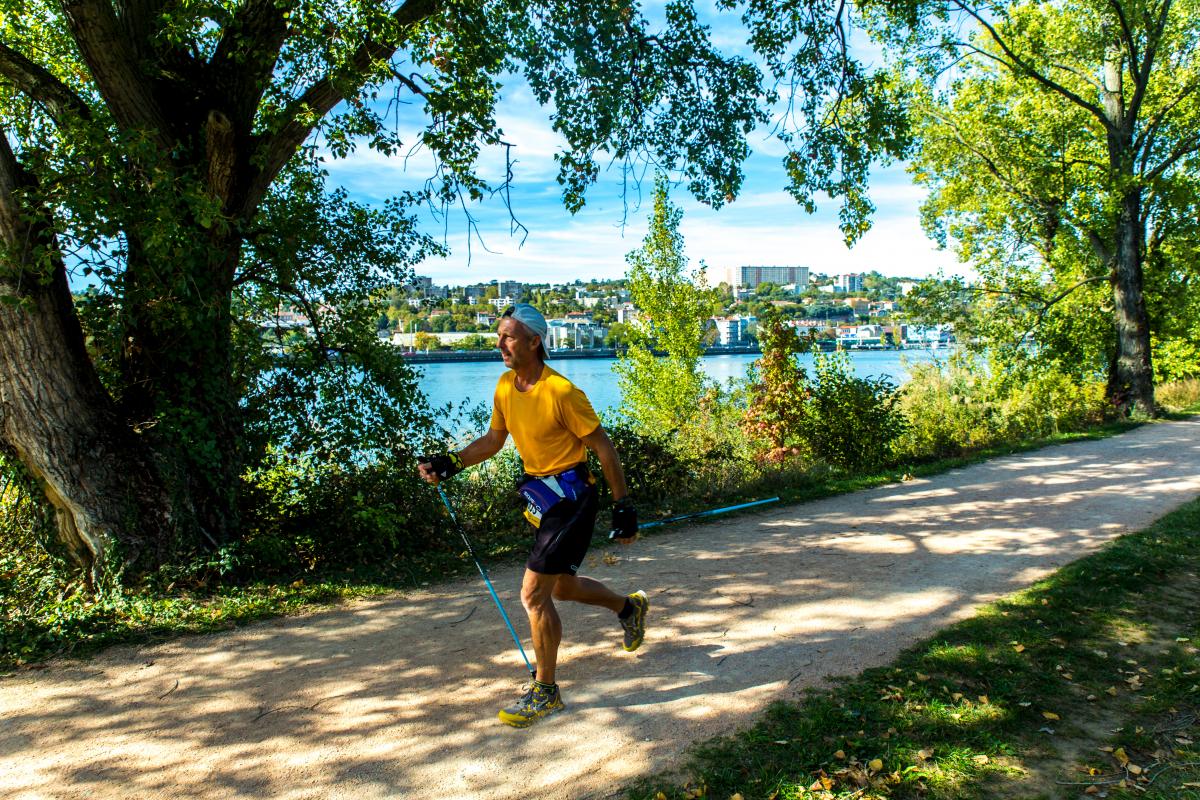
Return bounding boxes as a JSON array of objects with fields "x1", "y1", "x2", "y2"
[
  {"x1": 1123, "y1": 0, "x2": 1174, "y2": 124},
  {"x1": 950, "y1": 0, "x2": 1109, "y2": 128},
  {"x1": 1145, "y1": 128, "x2": 1200, "y2": 181},
  {"x1": 0, "y1": 124, "x2": 29, "y2": 253},
  {"x1": 240, "y1": 0, "x2": 440, "y2": 218},
  {"x1": 58, "y1": 0, "x2": 173, "y2": 147},
  {"x1": 0, "y1": 42, "x2": 93, "y2": 126},
  {"x1": 209, "y1": 0, "x2": 292, "y2": 130},
  {"x1": 1133, "y1": 77, "x2": 1200, "y2": 159}
]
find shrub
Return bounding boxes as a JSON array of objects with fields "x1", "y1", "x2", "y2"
[
  {"x1": 742, "y1": 312, "x2": 811, "y2": 462},
  {"x1": 897, "y1": 354, "x2": 1112, "y2": 462},
  {"x1": 239, "y1": 450, "x2": 450, "y2": 576},
  {"x1": 598, "y1": 421, "x2": 697, "y2": 507},
  {"x1": 998, "y1": 370, "x2": 1109, "y2": 437},
  {"x1": 797, "y1": 351, "x2": 906, "y2": 472},
  {"x1": 1157, "y1": 378, "x2": 1200, "y2": 412}
]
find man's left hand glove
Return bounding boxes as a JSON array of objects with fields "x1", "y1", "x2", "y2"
[
  {"x1": 419, "y1": 452, "x2": 464, "y2": 481},
  {"x1": 608, "y1": 497, "x2": 638, "y2": 541}
]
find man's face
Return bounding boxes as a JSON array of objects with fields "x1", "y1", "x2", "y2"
[{"x1": 497, "y1": 317, "x2": 540, "y2": 369}]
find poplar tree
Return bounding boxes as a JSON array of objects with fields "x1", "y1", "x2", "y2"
[{"x1": 615, "y1": 175, "x2": 718, "y2": 438}]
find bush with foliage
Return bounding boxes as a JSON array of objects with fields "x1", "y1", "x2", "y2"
[
  {"x1": 1156, "y1": 379, "x2": 1200, "y2": 412},
  {"x1": 797, "y1": 351, "x2": 906, "y2": 472},
  {"x1": 742, "y1": 312, "x2": 811, "y2": 462},
  {"x1": 896, "y1": 354, "x2": 1111, "y2": 462}
]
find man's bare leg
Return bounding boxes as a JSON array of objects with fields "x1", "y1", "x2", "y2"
[
  {"x1": 521, "y1": 569, "x2": 562, "y2": 685},
  {"x1": 552, "y1": 574, "x2": 625, "y2": 613}
]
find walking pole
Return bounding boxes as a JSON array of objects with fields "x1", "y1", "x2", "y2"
[
  {"x1": 435, "y1": 484, "x2": 536, "y2": 679},
  {"x1": 632, "y1": 496, "x2": 780, "y2": 532}
]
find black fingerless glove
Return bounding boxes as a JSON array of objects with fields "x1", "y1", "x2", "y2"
[
  {"x1": 608, "y1": 497, "x2": 638, "y2": 540},
  {"x1": 420, "y1": 452, "x2": 464, "y2": 481}
]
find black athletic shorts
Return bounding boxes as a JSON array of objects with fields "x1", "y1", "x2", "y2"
[{"x1": 526, "y1": 484, "x2": 598, "y2": 575}]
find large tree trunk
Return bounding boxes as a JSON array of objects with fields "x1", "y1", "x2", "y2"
[
  {"x1": 1100, "y1": 43, "x2": 1157, "y2": 418},
  {"x1": 118, "y1": 232, "x2": 243, "y2": 547},
  {"x1": 1109, "y1": 188, "x2": 1156, "y2": 416},
  {"x1": 0, "y1": 135, "x2": 176, "y2": 584}
]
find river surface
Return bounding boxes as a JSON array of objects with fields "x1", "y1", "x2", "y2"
[{"x1": 414, "y1": 349, "x2": 941, "y2": 416}]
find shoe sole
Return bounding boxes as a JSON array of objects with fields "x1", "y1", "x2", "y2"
[{"x1": 623, "y1": 590, "x2": 648, "y2": 652}]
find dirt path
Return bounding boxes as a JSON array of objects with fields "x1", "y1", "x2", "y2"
[{"x1": 4, "y1": 419, "x2": 1200, "y2": 800}]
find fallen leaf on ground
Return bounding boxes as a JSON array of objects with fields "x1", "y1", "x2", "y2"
[
  {"x1": 834, "y1": 750, "x2": 845, "y2": 760},
  {"x1": 1113, "y1": 747, "x2": 1129, "y2": 765},
  {"x1": 972, "y1": 754, "x2": 989, "y2": 765},
  {"x1": 1042, "y1": 711, "x2": 1060, "y2": 720},
  {"x1": 1013, "y1": 644, "x2": 1026, "y2": 653},
  {"x1": 868, "y1": 759, "x2": 883, "y2": 772}
]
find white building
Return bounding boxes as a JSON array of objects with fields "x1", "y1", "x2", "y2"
[
  {"x1": 710, "y1": 315, "x2": 755, "y2": 345},
  {"x1": 724, "y1": 265, "x2": 810, "y2": 292},
  {"x1": 836, "y1": 273, "x2": 865, "y2": 293}
]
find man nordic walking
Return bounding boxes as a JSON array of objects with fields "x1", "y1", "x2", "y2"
[{"x1": 419, "y1": 303, "x2": 647, "y2": 728}]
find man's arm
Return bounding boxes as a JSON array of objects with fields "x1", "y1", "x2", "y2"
[
  {"x1": 581, "y1": 426, "x2": 638, "y2": 542},
  {"x1": 418, "y1": 427, "x2": 508, "y2": 484},
  {"x1": 580, "y1": 426, "x2": 628, "y2": 501}
]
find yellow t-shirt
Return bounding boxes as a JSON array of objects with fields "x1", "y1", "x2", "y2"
[{"x1": 490, "y1": 365, "x2": 601, "y2": 476}]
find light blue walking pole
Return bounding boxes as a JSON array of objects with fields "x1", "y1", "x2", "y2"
[
  {"x1": 635, "y1": 496, "x2": 780, "y2": 531},
  {"x1": 436, "y1": 485, "x2": 536, "y2": 678}
]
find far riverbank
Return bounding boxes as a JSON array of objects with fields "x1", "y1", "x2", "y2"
[
  {"x1": 398, "y1": 342, "x2": 936, "y2": 364},
  {"x1": 415, "y1": 348, "x2": 941, "y2": 420}
]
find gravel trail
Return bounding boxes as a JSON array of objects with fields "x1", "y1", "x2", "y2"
[{"x1": 3, "y1": 418, "x2": 1200, "y2": 800}]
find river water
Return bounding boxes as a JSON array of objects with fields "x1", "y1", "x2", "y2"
[{"x1": 414, "y1": 349, "x2": 941, "y2": 417}]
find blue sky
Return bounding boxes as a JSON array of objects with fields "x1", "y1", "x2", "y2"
[{"x1": 322, "y1": 11, "x2": 967, "y2": 289}]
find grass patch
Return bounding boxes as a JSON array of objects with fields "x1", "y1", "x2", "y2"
[
  {"x1": 629, "y1": 496, "x2": 1200, "y2": 800},
  {"x1": 0, "y1": 417, "x2": 1147, "y2": 671}
]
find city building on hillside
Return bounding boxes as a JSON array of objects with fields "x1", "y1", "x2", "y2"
[
  {"x1": 870, "y1": 300, "x2": 899, "y2": 316},
  {"x1": 270, "y1": 307, "x2": 310, "y2": 329},
  {"x1": 475, "y1": 312, "x2": 496, "y2": 326},
  {"x1": 498, "y1": 280, "x2": 523, "y2": 298},
  {"x1": 836, "y1": 273, "x2": 864, "y2": 293},
  {"x1": 843, "y1": 297, "x2": 869, "y2": 315},
  {"x1": 489, "y1": 295, "x2": 516, "y2": 310},
  {"x1": 546, "y1": 318, "x2": 607, "y2": 350},
  {"x1": 617, "y1": 303, "x2": 639, "y2": 325},
  {"x1": 724, "y1": 265, "x2": 810, "y2": 292},
  {"x1": 898, "y1": 280, "x2": 920, "y2": 295},
  {"x1": 710, "y1": 315, "x2": 755, "y2": 346}
]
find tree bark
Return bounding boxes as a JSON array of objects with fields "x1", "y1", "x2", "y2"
[
  {"x1": 0, "y1": 133, "x2": 175, "y2": 584},
  {"x1": 1108, "y1": 186, "x2": 1157, "y2": 416}
]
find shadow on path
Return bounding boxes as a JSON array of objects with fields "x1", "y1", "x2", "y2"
[{"x1": 3, "y1": 419, "x2": 1200, "y2": 800}]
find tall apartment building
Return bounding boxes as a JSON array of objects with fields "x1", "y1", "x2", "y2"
[
  {"x1": 836, "y1": 273, "x2": 864, "y2": 293},
  {"x1": 725, "y1": 265, "x2": 810, "y2": 291}
]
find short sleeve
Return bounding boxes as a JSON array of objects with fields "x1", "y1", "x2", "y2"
[
  {"x1": 558, "y1": 383, "x2": 600, "y2": 439},
  {"x1": 490, "y1": 376, "x2": 508, "y2": 431}
]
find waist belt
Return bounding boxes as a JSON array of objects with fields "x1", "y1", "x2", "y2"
[{"x1": 518, "y1": 464, "x2": 592, "y2": 528}]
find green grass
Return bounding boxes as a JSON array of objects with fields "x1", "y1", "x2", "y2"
[
  {"x1": 0, "y1": 417, "x2": 1149, "y2": 671},
  {"x1": 629, "y1": 496, "x2": 1200, "y2": 800}
]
